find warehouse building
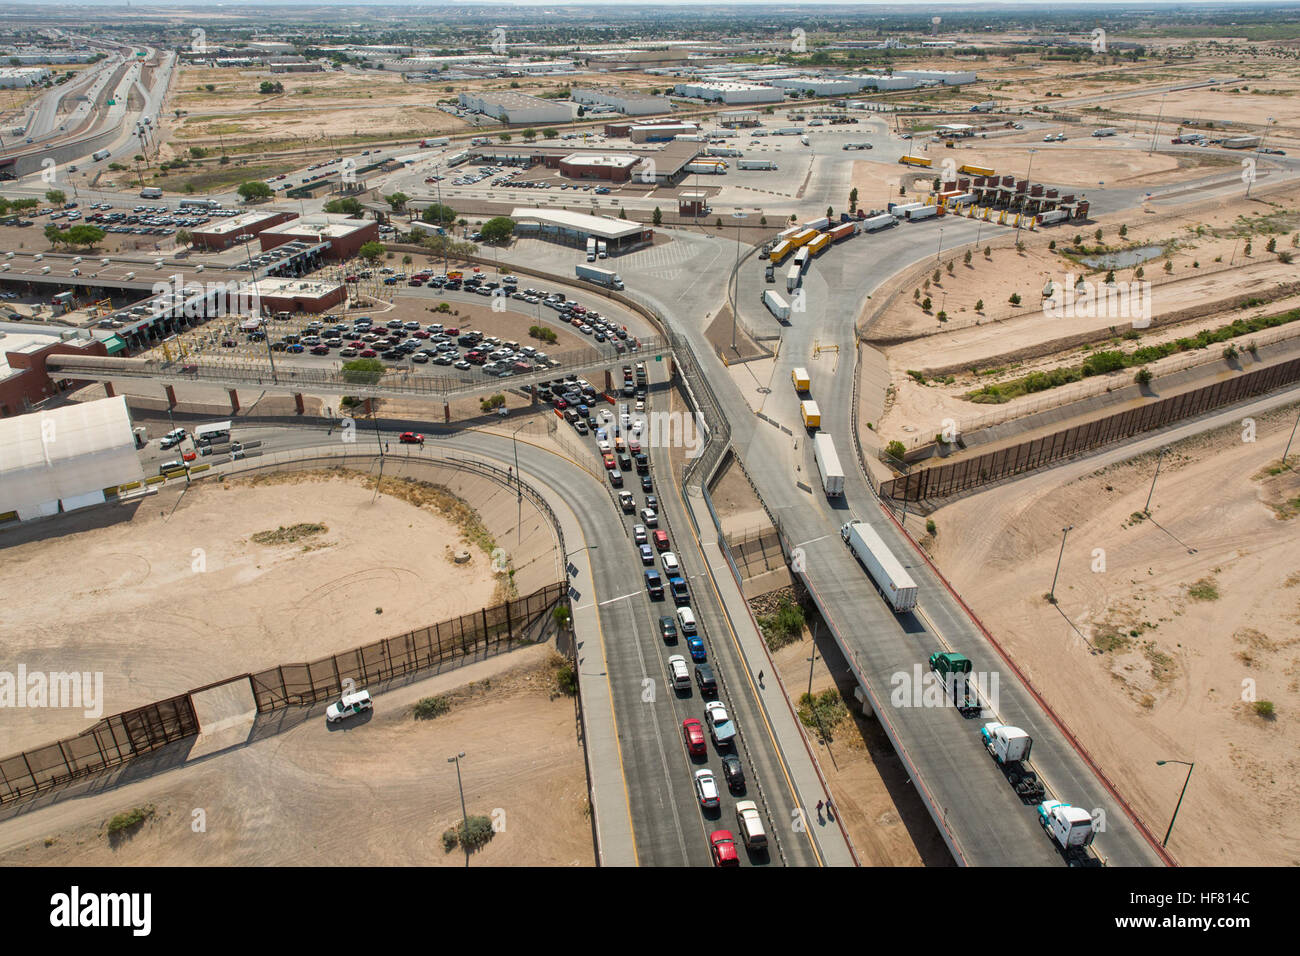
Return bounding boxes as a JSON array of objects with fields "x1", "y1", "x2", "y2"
[
  {"x1": 0, "y1": 66, "x2": 51, "y2": 88},
  {"x1": 768, "y1": 76, "x2": 862, "y2": 96},
  {"x1": 258, "y1": 215, "x2": 379, "y2": 261},
  {"x1": 457, "y1": 90, "x2": 571, "y2": 125},
  {"x1": 0, "y1": 395, "x2": 143, "y2": 522},
  {"x1": 0, "y1": 324, "x2": 108, "y2": 418},
  {"x1": 572, "y1": 86, "x2": 672, "y2": 116},
  {"x1": 672, "y1": 81, "x2": 785, "y2": 105},
  {"x1": 190, "y1": 211, "x2": 297, "y2": 252},
  {"x1": 719, "y1": 110, "x2": 761, "y2": 128},
  {"x1": 628, "y1": 122, "x2": 700, "y2": 143},
  {"x1": 237, "y1": 277, "x2": 346, "y2": 314},
  {"x1": 510, "y1": 208, "x2": 652, "y2": 254},
  {"x1": 894, "y1": 69, "x2": 977, "y2": 86}
]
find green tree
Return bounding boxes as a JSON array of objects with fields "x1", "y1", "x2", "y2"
[
  {"x1": 44, "y1": 224, "x2": 67, "y2": 248},
  {"x1": 421, "y1": 202, "x2": 456, "y2": 224},
  {"x1": 258, "y1": 80, "x2": 283, "y2": 95},
  {"x1": 543, "y1": 128, "x2": 558, "y2": 139},
  {"x1": 1266, "y1": 236, "x2": 1277, "y2": 253},
  {"x1": 885, "y1": 440, "x2": 907, "y2": 461},
  {"x1": 498, "y1": 132, "x2": 512, "y2": 142},
  {"x1": 176, "y1": 228, "x2": 193, "y2": 248},
  {"x1": 652, "y1": 206, "x2": 662, "y2": 226},
  {"x1": 1134, "y1": 367, "x2": 1153, "y2": 386},
  {"x1": 323, "y1": 197, "x2": 363, "y2": 215},
  {"x1": 964, "y1": 249, "x2": 972, "y2": 265},
  {"x1": 385, "y1": 192, "x2": 410, "y2": 213},
  {"x1": 522, "y1": 128, "x2": 537, "y2": 141},
  {"x1": 45, "y1": 189, "x2": 67, "y2": 205},
  {"x1": 921, "y1": 296, "x2": 932, "y2": 311},
  {"x1": 1119, "y1": 223, "x2": 1128, "y2": 238},
  {"x1": 237, "y1": 180, "x2": 273, "y2": 202},
  {"x1": 974, "y1": 298, "x2": 984, "y2": 312},
  {"x1": 358, "y1": 240, "x2": 385, "y2": 263},
  {"x1": 64, "y1": 224, "x2": 106, "y2": 249},
  {"x1": 1009, "y1": 292, "x2": 1021, "y2": 305},
  {"x1": 479, "y1": 216, "x2": 515, "y2": 244},
  {"x1": 848, "y1": 187, "x2": 859, "y2": 212},
  {"x1": 620, "y1": 207, "x2": 628, "y2": 220}
]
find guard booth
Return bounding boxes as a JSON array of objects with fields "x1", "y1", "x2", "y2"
[{"x1": 678, "y1": 192, "x2": 708, "y2": 218}]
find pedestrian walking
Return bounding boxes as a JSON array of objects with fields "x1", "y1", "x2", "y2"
[
  {"x1": 757, "y1": 670, "x2": 764, "y2": 684},
  {"x1": 826, "y1": 799, "x2": 835, "y2": 820},
  {"x1": 816, "y1": 799, "x2": 824, "y2": 815}
]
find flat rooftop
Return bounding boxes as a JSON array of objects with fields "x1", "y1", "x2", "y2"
[
  {"x1": 199, "y1": 211, "x2": 295, "y2": 237},
  {"x1": 262, "y1": 215, "x2": 372, "y2": 239},
  {"x1": 560, "y1": 153, "x2": 640, "y2": 169},
  {"x1": 236, "y1": 277, "x2": 342, "y2": 297},
  {"x1": 510, "y1": 208, "x2": 644, "y2": 240}
]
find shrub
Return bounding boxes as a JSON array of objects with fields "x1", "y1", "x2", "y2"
[
  {"x1": 1008, "y1": 293, "x2": 1021, "y2": 306},
  {"x1": 797, "y1": 689, "x2": 848, "y2": 743},
  {"x1": 1082, "y1": 350, "x2": 1125, "y2": 375},
  {"x1": 937, "y1": 310, "x2": 947, "y2": 322},
  {"x1": 964, "y1": 249, "x2": 972, "y2": 265},
  {"x1": 107, "y1": 805, "x2": 155, "y2": 839},
  {"x1": 528, "y1": 325, "x2": 557, "y2": 344},
  {"x1": 984, "y1": 245, "x2": 991, "y2": 258},
  {"x1": 885, "y1": 440, "x2": 906, "y2": 461},
  {"x1": 480, "y1": 393, "x2": 506, "y2": 413},
  {"x1": 1187, "y1": 577, "x2": 1219, "y2": 601},
  {"x1": 456, "y1": 815, "x2": 495, "y2": 850},
  {"x1": 974, "y1": 299, "x2": 984, "y2": 312},
  {"x1": 1266, "y1": 237, "x2": 1277, "y2": 253},
  {"x1": 757, "y1": 595, "x2": 805, "y2": 651},
  {"x1": 1254, "y1": 700, "x2": 1276, "y2": 719},
  {"x1": 555, "y1": 661, "x2": 578, "y2": 696},
  {"x1": 413, "y1": 696, "x2": 451, "y2": 720},
  {"x1": 1279, "y1": 251, "x2": 1294, "y2": 265},
  {"x1": 926, "y1": 518, "x2": 937, "y2": 535},
  {"x1": 921, "y1": 297, "x2": 932, "y2": 312},
  {"x1": 1134, "y1": 367, "x2": 1153, "y2": 386}
]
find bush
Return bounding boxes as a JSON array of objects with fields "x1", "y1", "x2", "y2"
[
  {"x1": 921, "y1": 296, "x2": 932, "y2": 312},
  {"x1": 457, "y1": 815, "x2": 496, "y2": 850},
  {"x1": 885, "y1": 440, "x2": 907, "y2": 461},
  {"x1": 797, "y1": 689, "x2": 848, "y2": 743},
  {"x1": 1008, "y1": 293, "x2": 1021, "y2": 306},
  {"x1": 107, "y1": 805, "x2": 155, "y2": 839},
  {"x1": 926, "y1": 518, "x2": 937, "y2": 535},
  {"x1": 528, "y1": 325, "x2": 558, "y2": 344},
  {"x1": 757, "y1": 595, "x2": 805, "y2": 651},
  {"x1": 974, "y1": 299, "x2": 984, "y2": 312},
  {"x1": 480, "y1": 393, "x2": 506, "y2": 413},
  {"x1": 1134, "y1": 367, "x2": 1153, "y2": 386},
  {"x1": 413, "y1": 696, "x2": 451, "y2": 720},
  {"x1": 1082, "y1": 350, "x2": 1125, "y2": 376},
  {"x1": 341, "y1": 358, "x2": 384, "y2": 383},
  {"x1": 1254, "y1": 700, "x2": 1276, "y2": 719},
  {"x1": 555, "y1": 661, "x2": 578, "y2": 696}
]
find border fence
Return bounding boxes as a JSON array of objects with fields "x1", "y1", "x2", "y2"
[
  {"x1": 0, "y1": 694, "x2": 198, "y2": 806},
  {"x1": 881, "y1": 356, "x2": 1300, "y2": 502},
  {"x1": 249, "y1": 582, "x2": 566, "y2": 711}
]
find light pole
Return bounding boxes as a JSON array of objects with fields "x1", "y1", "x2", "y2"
[
  {"x1": 1155, "y1": 759, "x2": 1194, "y2": 848},
  {"x1": 1049, "y1": 524, "x2": 1072, "y2": 603},
  {"x1": 935, "y1": 225, "x2": 943, "y2": 266},
  {"x1": 447, "y1": 751, "x2": 470, "y2": 867},
  {"x1": 806, "y1": 621, "x2": 818, "y2": 697},
  {"x1": 1282, "y1": 403, "x2": 1300, "y2": 470},
  {"x1": 730, "y1": 210, "x2": 746, "y2": 351},
  {"x1": 1143, "y1": 446, "x2": 1166, "y2": 515},
  {"x1": 512, "y1": 420, "x2": 528, "y2": 547},
  {"x1": 1148, "y1": 92, "x2": 1166, "y2": 155}
]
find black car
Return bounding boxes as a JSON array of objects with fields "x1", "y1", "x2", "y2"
[
  {"x1": 641, "y1": 474, "x2": 653, "y2": 493},
  {"x1": 695, "y1": 663, "x2": 717, "y2": 696},
  {"x1": 381, "y1": 349, "x2": 403, "y2": 360},
  {"x1": 720, "y1": 753, "x2": 746, "y2": 793},
  {"x1": 659, "y1": 615, "x2": 677, "y2": 643}
]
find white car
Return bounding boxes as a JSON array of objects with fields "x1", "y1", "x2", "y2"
[
  {"x1": 326, "y1": 689, "x2": 373, "y2": 722},
  {"x1": 633, "y1": 524, "x2": 648, "y2": 545},
  {"x1": 694, "y1": 769, "x2": 720, "y2": 809},
  {"x1": 641, "y1": 508, "x2": 658, "y2": 528},
  {"x1": 661, "y1": 552, "x2": 679, "y2": 574}
]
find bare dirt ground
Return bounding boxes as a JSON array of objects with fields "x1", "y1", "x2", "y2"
[
  {"x1": 0, "y1": 646, "x2": 593, "y2": 866},
  {"x1": 0, "y1": 473, "x2": 500, "y2": 747},
  {"x1": 923, "y1": 402, "x2": 1300, "y2": 866}
]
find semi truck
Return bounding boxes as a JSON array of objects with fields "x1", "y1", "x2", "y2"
[
  {"x1": 597, "y1": 240, "x2": 608, "y2": 258},
  {"x1": 981, "y1": 722, "x2": 1046, "y2": 801},
  {"x1": 585, "y1": 237, "x2": 597, "y2": 262},
  {"x1": 419, "y1": 137, "x2": 449, "y2": 148},
  {"x1": 802, "y1": 217, "x2": 831, "y2": 233},
  {"x1": 684, "y1": 161, "x2": 727, "y2": 174},
  {"x1": 1036, "y1": 208, "x2": 1070, "y2": 226},
  {"x1": 842, "y1": 520, "x2": 918, "y2": 612},
  {"x1": 828, "y1": 222, "x2": 856, "y2": 243},
  {"x1": 813, "y1": 434, "x2": 845, "y2": 498},
  {"x1": 139, "y1": 186, "x2": 162, "y2": 199},
  {"x1": 958, "y1": 163, "x2": 995, "y2": 177},
  {"x1": 843, "y1": 142, "x2": 873, "y2": 150},
  {"x1": 1091, "y1": 127, "x2": 1118, "y2": 138},
  {"x1": 575, "y1": 263, "x2": 624, "y2": 290},
  {"x1": 793, "y1": 247, "x2": 810, "y2": 271},
  {"x1": 706, "y1": 146, "x2": 743, "y2": 157},
  {"x1": 768, "y1": 240, "x2": 794, "y2": 265},
  {"x1": 905, "y1": 205, "x2": 939, "y2": 222},
  {"x1": 1222, "y1": 135, "x2": 1262, "y2": 149},
  {"x1": 1038, "y1": 801, "x2": 1097, "y2": 856},
  {"x1": 775, "y1": 127, "x2": 804, "y2": 136},
  {"x1": 861, "y1": 213, "x2": 898, "y2": 232},
  {"x1": 800, "y1": 400, "x2": 821, "y2": 430},
  {"x1": 791, "y1": 367, "x2": 810, "y2": 392},
  {"x1": 899, "y1": 154, "x2": 933, "y2": 168},
  {"x1": 787, "y1": 228, "x2": 818, "y2": 248},
  {"x1": 92, "y1": 148, "x2": 111, "y2": 161},
  {"x1": 968, "y1": 101, "x2": 997, "y2": 113},
  {"x1": 888, "y1": 201, "x2": 925, "y2": 218},
  {"x1": 737, "y1": 159, "x2": 778, "y2": 170},
  {"x1": 928, "y1": 652, "x2": 980, "y2": 716},
  {"x1": 807, "y1": 232, "x2": 831, "y2": 256},
  {"x1": 762, "y1": 289, "x2": 790, "y2": 321},
  {"x1": 786, "y1": 263, "x2": 802, "y2": 292}
]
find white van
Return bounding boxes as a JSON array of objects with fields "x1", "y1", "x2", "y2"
[
  {"x1": 667, "y1": 655, "x2": 691, "y2": 691},
  {"x1": 677, "y1": 607, "x2": 697, "y2": 636},
  {"x1": 735, "y1": 800, "x2": 768, "y2": 850}
]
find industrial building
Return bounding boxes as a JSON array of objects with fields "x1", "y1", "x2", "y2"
[
  {"x1": 671, "y1": 81, "x2": 785, "y2": 105},
  {"x1": 510, "y1": 208, "x2": 652, "y2": 254},
  {"x1": 572, "y1": 86, "x2": 672, "y2": 116},
  {"x1": 557, "y1": 153, "x2": 642, "y2": 183},
  {"x1": 768, "y1": 76, "x2": 862, "y2": 96},
  {"x1": 0, "y1": 395, "x2": 143, "y2": 522},
  {"x1": 457, "y1": 90, "x2": 572, "y2": 125},
  {"x1": 0, "y1": 323, "x2": 108, "y2": 418},
  {"x1": 628, "y1": 122, "x2": 699, "y2": 143},
  {"x1": 0, "y1": 67, "x2": 51, "y2": 88},
  {"x1": 189, "y1": 211, "x2": 297, "y2": 252},
  {"x1": 719, "y1": 110, "x2": 761, "y2": 127},
  {"x1": 236, "y1": 277, "x2": 347, "y2": 314},
  {"x1": 258, "y1": 215, "x2": 379, "y2": 261},
  {"x1": 894, "y1": 69, "x2": 977, "y2": 86}
]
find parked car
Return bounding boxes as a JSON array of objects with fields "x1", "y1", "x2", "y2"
[{"x1": 326, "y1": 689, "x2": 373, "y2": 723}]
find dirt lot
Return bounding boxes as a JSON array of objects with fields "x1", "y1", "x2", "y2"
[
  {"x1": 0, "y1": 646, "x2": 593, "y2": 867},
  {"x1": 0, "y1": 472, "x2": 500, "y2": 747},
  {"x1": 924, "y1": 402, "x2": 1300, "y2": 866}
]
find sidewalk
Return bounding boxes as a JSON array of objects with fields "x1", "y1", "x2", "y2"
[{"x1": 684, "y1": 488, "x2": 858, "y2": 867}]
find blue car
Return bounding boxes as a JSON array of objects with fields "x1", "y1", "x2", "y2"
[
  {"x1": 286, "y1": 343, "x2": 305, "y2": 353},
  {"x1": 686, "y1": 636, "x2": 707, "y2": 662}
]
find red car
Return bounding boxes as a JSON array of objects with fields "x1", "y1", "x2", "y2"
[
  {"x1": 653, "y1": 530, "x2": 669, "y2": 552},
  {"x1": 310, "y1": 345, "x2": 329, "y2": 355},
  {"x1": 412, "y1": 329, "x2": 430, "y2": 338},
  {"x1": 444, "y1": 327, "x2": 460, "y2": 336},
  {"x1": 553, "y1": 397, "x2": 568, "y2": 410},
  {"x1": 359, "y1": 348, "x2": 377, "y2": 358},
  {"x1": 710, "y1": 830, "x2": 740, "y2": 867},
  {"x1": 399, "y1": 432, "x2": 424, "y2": 445},
  {"x1": 682, "y1": 719, "x2": 706, "y2": 757},
  {"x1": 602, "y1": 453, "x2": 615, "y2": 470}
]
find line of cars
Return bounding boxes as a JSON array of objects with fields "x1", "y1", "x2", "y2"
[{"x1": 582, "y1": 379, "x2": 768, "y2": 866}]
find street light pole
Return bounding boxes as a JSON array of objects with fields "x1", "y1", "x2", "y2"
[
  {"x1": 1015, "y1": 148, "x2": 1037, "y2": 245},
  {"x1": 1282, "y1": 403, "x2": 1300, "y2": 470},
  {"x1": 1155, "y1": 759, "x2": 1194, "y2": 848},
  {"x1": 731, "y1": 210, "x2": 746, "y2": 352},
  {"x1": 447, "y1": 751, "x2": 470, "y2": 867},
  {"x1": 806, "y1": 621, "x2": 818, "y2": 698},
  {"x1": 1144, "y1": 446, "x2": 1166, "y2": 515},
  {"x1": 1049, "y1": 525, "x2": 1073, "y2": 603}
]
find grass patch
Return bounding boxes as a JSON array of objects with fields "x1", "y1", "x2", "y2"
[
  {"x1": 1253, "y1": 700, "x2": 1277, "y2": 720},
  {"x1": 1187, "y1": 577, "x2": 1220, "y2": 601},
  {"x1": 442, "y1": 814, "x2": 496, "y2": 852},
  {"x1": 797, "y1": 689, "x2": 848, "y2": 744},
  {"x1": 106, "y1": 805, "x2": 155, "y2": 846},
  {"x1": 251, "y1": 522, "x2": 327, "y2": 546},
  {"x1": 550, "y1": 651, "x2": 578, "y2": 697},
  {"x1": 1143, "y1": 643, "x2": 1177, "y2": 684},
  {"x1": 413, "y1": 696, "x2": 451, "y2": 720},
  {"x1": 756, "y1": 595, "x2": 805, "y2": 651},
  {"x1": 1092, "y1": 627, "x2": 1132, "y2": 653},
  {"x1": 966, "y1": 307, "x2": 1300, "y2": 404}
]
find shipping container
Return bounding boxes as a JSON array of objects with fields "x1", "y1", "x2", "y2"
[
  {"x1": 787, "y1": 228, "x2": 818, "y2": 248},
  {"x1": 762, "y1": 289, "x2": 790, "y2": 321},
  {"x1": 793, "y1": 247, "x2": 810, "y2": 272},
  {"x1": 768, "y1": 239, "x2": 794, "y2": 265},
  {"x1": 791, "y1": 367, "x2": 810, "y2": 392},
  {"x1": 813, "y1": 433, "x2": 844, "y2": 497},
  {"x1": 807, "y1": 232, "x2": 832, "y2": 256},
  {"x1": 861, "y1": 213, "x2": 897, "y2": 232},
  {"x1": 828, "y1": 222, "x2": 856, "y2": 243},
  {"x1": 786, "y1": 262, "x2": 802, "y2": 292},
  {"x1": 800, "y1": 400, "x2": 821, "y2": 430}
]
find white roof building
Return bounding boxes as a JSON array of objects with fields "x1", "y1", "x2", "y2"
[{"x1": 0, "y1": 395, "x2": 143, "y2": 521}]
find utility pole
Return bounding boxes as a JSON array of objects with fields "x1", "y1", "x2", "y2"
[
  {"x1": 1049, "y1": 525, "x2": 1072, "y2": 603},
  {"x1": 1143, "y1": 446, "x2": 1166, "y2": 515},
  {"x1": 730, "y1": 210, "x2": 746, "y2": 351},
  {"x1": 447, "y1": 751, "x2": 470, "y2": 867},
  {"x1": 1156, "y1": 759, "x2": 1194, "y2": 848},
  {"x1": 1015, "y1": 148, "x2": 1037, "y2": 245}
]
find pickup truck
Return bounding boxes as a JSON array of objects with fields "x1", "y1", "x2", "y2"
[{"x1": 704, "y1": 700, "x2": 736, "y2": 748}]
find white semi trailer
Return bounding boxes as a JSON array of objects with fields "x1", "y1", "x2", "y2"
[
  {"x1": 839, "y1": 519, "x2": 918, "y2": 612},
  {"x1": 813, "y1": 433, "x2": 845, "y2": 498}
]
